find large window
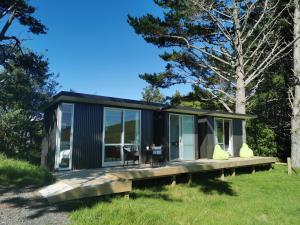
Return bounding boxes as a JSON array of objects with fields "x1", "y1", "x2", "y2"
[
  {"x1": 215, "y1": 119, "x2": 232, "y2": 155},
  {"x1": 56, "y1": 103, "x2": 74, "y2": 170},
  {"x1": 103, "y1": 108, "x2": 140, "y2": 166}
]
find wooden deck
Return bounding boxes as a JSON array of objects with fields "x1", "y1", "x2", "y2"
[{"x1": 39, "y1": 157, "x2": 276, "y2": 203}]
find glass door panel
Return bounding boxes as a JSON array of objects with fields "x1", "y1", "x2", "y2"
[
  {"x1": 170, "y1": 114, "x2": 180, "y2": 160},
  {"x1": 215, "y1": 119, "x2": 232, "y2": 156},
  {"x1": 104, "y1": 109, "x2": 122, "y2": 163},
  {"x1": 103, "y1": 108, "x2": 141, "y2": 166},
  {"x1": 182, "y1": 115, "x2": 195, "y2": 160},
  {"x1": 224, "y1": 120, "x2": 230, "y2": 152},
  {"x1": 56, "y1": 103, "x2": 74, "y2": 170},
  {"x1": 169, "y1": 114, "x2": 195, "y2": 161}
]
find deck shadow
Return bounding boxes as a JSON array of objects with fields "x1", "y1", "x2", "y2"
[{"x1": 190, "y1": 172, "x2": 237, "y2": 196}]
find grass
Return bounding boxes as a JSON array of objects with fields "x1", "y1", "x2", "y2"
[
  {"x1": 69, "y1": 165, "x2": 300, "y2": 225},
  {"x1": 0, "y1": 153, "x2": 54, "y2": 188}
]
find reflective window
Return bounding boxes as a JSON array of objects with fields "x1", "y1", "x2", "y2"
[
  {"x1": 103, "y1": 108, "x2": 140, "y2": 164},
  {"x1": 57, "y1": 103, "x2": 74, "y2": 169}
]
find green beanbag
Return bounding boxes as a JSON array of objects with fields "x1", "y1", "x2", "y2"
[
  {"x1": 213, "y1": 144, "x2": 229, "y2": 160},
  {"x1": 239, "y1": 143, "x2": 254, "y2": 158}
]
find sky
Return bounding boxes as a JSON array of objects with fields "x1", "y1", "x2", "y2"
[{"x1": 10, "y1": 0, "x2": 192, "y2": 100}]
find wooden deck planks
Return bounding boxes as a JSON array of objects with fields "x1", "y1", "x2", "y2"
[{"x1": 39, "y1": 157, "x2": 276, "y2": 203}]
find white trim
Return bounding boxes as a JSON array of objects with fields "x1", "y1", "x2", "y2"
[
  {"x1": 214, "y1": 118, "x2": 233, "y2": 156},
  {"x1": 169, "y1": 113, "x2": 195, "y2": 161},
  {"x1": 55, "y1": 103, "x2": 74, "y2": 170},
  {"x1": 102, "y1": 107, "x2": 141, "y2": 167}
]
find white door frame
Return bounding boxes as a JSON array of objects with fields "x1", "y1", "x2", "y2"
[
  {"x1": 169, "y1": 114, "x2": 195, "y2": 161},
  {"x1": 214, "y1": 118, "x2": 233, "y2": 156},
  {"x1": 55, "y1": 103, "x2": 74, "y2": 171},
  {"x1": 102, "y1": 107, "x2": 141, "y2": 167}
]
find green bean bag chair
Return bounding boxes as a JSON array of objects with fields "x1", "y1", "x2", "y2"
[
  {"x1": 212, "y1": 144, "x2": 229, "y2": 160},
  {"x1": 239, "y1": 143, "x2": 254, "y2": 158}
]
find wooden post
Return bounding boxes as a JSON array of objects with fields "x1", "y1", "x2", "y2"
[
  {"x1": 124, "y1": 192, "x2": 130, "y2": 199},
  {"x1": 220, "y1": 169, "x2": 225, "y2": 181},
  {"x1": 231, "y1": 168, "x2": 236, "y2": 177},
  {"x1": 268, "y1": 163, "x2": 273, "y2": 171},
  {"x1": 251, "y1": 166, "x2": 256, "y2": 174},
  {"x1": 188, "y1": 173, "x2": 192, "y2": 186},
  {"x1": 171, "y1": 175, "x2": 176, "y2": 187},
  {"x1": 287, "y1": 157, "x2": 292, "y2": 175}
]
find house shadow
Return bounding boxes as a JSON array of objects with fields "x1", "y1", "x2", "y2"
[{"x1": 188, "y1": 171, "x2": 237, "y2": 196}]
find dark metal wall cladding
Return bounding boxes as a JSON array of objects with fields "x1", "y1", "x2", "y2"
[
  {"x1": 44, "y1": 106, "x2": 58, "y2": 171},
  {"x1": 141, "y1": 110, "x2": 154, "y2": 163},
  {"x1": 72, "y1": 103, "x2": 103, "y2": 169},
  {"x1": 232, "y1": 119, "x2": 243, "y2": 157}
]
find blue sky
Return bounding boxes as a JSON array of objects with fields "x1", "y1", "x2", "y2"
[{"x1": 11, "y1": 0, "x2": 191, "y2": 100}]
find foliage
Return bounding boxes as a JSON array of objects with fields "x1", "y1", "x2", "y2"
[
  {"x1": 247, "y1": 119, "x2": 277, "y2": 157},
  {"x1": 0, "y1": 50, "x2": 58, "y2": 163},
  {"x1": 0, "y1": 0, "x2": 46, "y2": 58},
  {"x1": 128, "y1": 0, "x2": 292, "y2": 113},
  {"x1": 70, "y1": 165, "x2": 300, "y2": 225},
  {"x1": 141, "y1": 85, "x2": 166, "y2": 103},
  {"x1": 0, "y1": 153, "x2": 54, "y2": 188}
]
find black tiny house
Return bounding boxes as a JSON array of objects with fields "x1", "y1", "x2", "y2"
[{"x1": 42, "y1": 91, "x2": 255, "y2": 171}]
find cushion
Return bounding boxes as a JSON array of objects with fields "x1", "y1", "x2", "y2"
[
  {"x1": 213, "y1": 144, "x2": 229, "y2": 160},
  {"x1": 239, "y1": 143, "x2": 254, "y2": 158}
]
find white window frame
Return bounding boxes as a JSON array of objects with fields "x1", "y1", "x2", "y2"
[
  {"x1": 214, "y1": 118, "x2": 233, "y2": 156},
  {"x1": 102, "y1": 107, "x2": 141, "y2": 167},
  {"x1": 55, "y1": 103, "x2": 74, "y2": 170}
]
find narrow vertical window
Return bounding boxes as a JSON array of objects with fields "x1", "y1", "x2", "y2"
[{"x1": 56, "y1": 103, "x2": 74, "y2": 170}]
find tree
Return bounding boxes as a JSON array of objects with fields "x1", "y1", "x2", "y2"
[
  {"x1": 291, "y1": 0, "x2": 300, "y2": 168},
  {"x1": 0, "y1": 0, "x2": 46, "y2": 59},
  {"x1": 0, "y1": 50, "x2": 57, "y2": 162},
  {"x1": 128, "y1": 0, "x2": 295, "y2": 114},
  {"x1": 141, "y1": 85, "x2": 166, "y2": 103},
  {"x1": 129, "y1": 0, "x2": 299, "y2": 144}
]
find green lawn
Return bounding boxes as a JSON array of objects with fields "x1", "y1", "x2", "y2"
[
  {"x1": 69, "y1": 165, "x2": 300, "y2": 225},
  {"x1": 0, "y1": 153, "x2": 54, "y2": 188}
]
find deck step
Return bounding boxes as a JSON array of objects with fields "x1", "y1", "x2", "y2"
[{"x1": 39, "y1": 176, "x2": 132, "y2": 203}]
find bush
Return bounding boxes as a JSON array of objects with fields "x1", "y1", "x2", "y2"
[
  {"x1": 246, "y1": 119, "x2": 277, "y2": 156},
  {"x1": 0, "y1": 153, "x2": 54, "y2": 188}
]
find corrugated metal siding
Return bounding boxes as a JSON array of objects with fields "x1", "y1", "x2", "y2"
[
  {"x1": 72, "y1": 103, "x2": 103, "y2": 169},
  {"x1": 198, "y1": 116, "x2": 215, "y2": 159},
  {"x1": 44, "y1": 106, "x2": 57, "y2": 171},
  {"x1": 194, "y1": 116, "x2": 199, "y2": 159},
  {"x1": 163, "y1": 112, "x2": 169, "y2": 161},
  {"x1": 232, "y1": 119, "x2": 243, "y2": 157},
  {"x1": 206, "y1": 116, "x2": 215, "y2": 158},
  {"x1": 141, "y1": 110, "x2": 154, "y2": 163}
]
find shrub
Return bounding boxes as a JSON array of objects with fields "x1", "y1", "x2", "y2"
[
  {"x1": 0, "y1": 153, "x2": 54, "y2": 188},
  {"x1": 246, "y1": 119, "x2": 277, "y2": 156}
]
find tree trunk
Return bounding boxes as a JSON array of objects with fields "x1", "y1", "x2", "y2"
[
  {"x1": 233, "y1": 0, "x2": 247, "y2": 143},
  {"x1": 291, "y1": 0, "x2": 300, "y2": 168}
]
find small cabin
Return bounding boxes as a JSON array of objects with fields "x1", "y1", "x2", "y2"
[{"x1": 42, "y1": 91, "x2": 254, "y2": 171}]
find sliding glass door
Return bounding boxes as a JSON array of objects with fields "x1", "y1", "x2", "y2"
[
  {"x1": 215, "y1": 119, "x2": 233, "y2": 156},
  {"x1": 103, "y1": 108, "x2": 140, "y2": 166},
  {"x1": 169, "y1": 114, "x2": 195, "y2": 161}
]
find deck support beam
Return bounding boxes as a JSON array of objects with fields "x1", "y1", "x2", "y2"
[
  {"x1": 287, "y1": 157, "x2": 292, "y2": 175},
  {"x1": 268, "y1": 163, "x2": 273, "y2": 171},
  {"x1": 188, "y1": 173, "x2": 192, "y2": 186},
  {"x1": 220, "y1": 169, "x2": 225, "y2": 181},
  {"x1": 251, "y1": 166, "x2": 256, "y2": 174},
  {"x1": 231, "y1": 168, "x2": 236, "y2": 177},
  {"x1": 171, "y1": 175, "x2": 176, "y2": 187}
]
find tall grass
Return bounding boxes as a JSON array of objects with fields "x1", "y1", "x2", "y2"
[
  {"x1": 70, "y1": 165, "x2": 300, "y2": 225},
  {"x1": 0, "y1": 153, "x2": 54, "y2": 188}
]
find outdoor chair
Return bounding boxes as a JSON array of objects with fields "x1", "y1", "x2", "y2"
[
  {"x1": 151, "y1": 146, "x2": 165, "y2": 167},
  {"x1": 123, "y1": 146, "x2": 140, "y2": 166}
]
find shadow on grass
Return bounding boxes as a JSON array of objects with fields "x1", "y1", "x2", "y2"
[{"x1": 186, "y1": 171, "x2": 237, "y2": 196}]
